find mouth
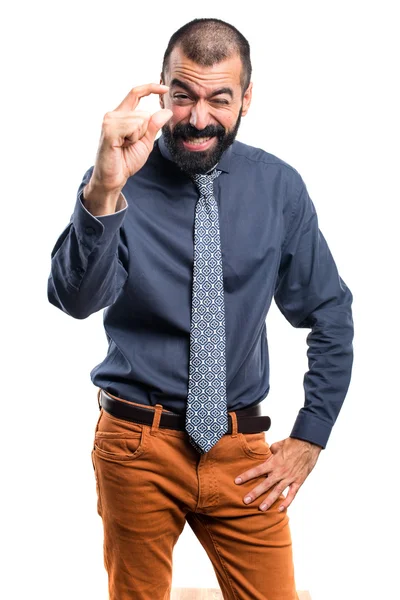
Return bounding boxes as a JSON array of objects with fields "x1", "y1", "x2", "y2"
[{"x1": 181, "y1": 136, "x2": 216, "y2": 151}]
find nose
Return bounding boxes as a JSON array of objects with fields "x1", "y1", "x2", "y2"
[{"x1": 189, "y1": 101, "x2": 211, "y2": 131}]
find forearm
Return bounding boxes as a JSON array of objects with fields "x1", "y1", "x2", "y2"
[
  {"x1": 289, "y1": 276, "x2": 354, "y2": 448},
  {"x1": 47, "y1": 168, "x2": 129, "y2": 319}
]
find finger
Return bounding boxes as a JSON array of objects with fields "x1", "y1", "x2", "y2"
[
  {"x1": 145, "y1": 108, "x2": 173, "y2": 143},
  {"x1": 122, "y1": 114, "x2": 152, "y2": 145},
  {"x1": 114, "y1": 83, "x2": 170, "y2": 112},
  {"x1": 235, "y1": 458, "x2": 272, "y2": 484},
  {"x1": 243, "y1": 475, "x2": 275, "y2": 505},
  {"x1": 103, "y1": 112, "x2": 151, "y2": 140},
  {"x1": 277, "y1": 483, "x2": 300, "y2": 512},
  {"x1": 259, "y1": 481, "x2": 290, "y2": 511}
]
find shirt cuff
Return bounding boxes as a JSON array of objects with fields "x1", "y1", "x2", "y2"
[
  {"x1": 72, "y1": 189, "x2": 128, "y2": 254},
  {"x1": 290, "y1": 410, "x2": 332, "y2": 449}
]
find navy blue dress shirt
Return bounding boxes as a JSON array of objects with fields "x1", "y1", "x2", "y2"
[{"x1": 47, "y1": 134, "x2": 354, "y2": 449}]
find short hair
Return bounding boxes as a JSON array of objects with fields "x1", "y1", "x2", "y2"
[{"x1": 161, "y1": 18, "x2": 252, "y2": 96}]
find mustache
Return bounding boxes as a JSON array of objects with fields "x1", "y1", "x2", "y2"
[{"x1": 172, "y1": 124, "x2": 225, "y2": 139}]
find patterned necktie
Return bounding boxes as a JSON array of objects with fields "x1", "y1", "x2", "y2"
[{"x1": 185, "y1": 168, "x2": 229, "y2": 454}]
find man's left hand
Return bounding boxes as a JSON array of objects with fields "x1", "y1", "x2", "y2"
[{"x1": 234, "y1": 437, "x2": 322, "y2": 512}]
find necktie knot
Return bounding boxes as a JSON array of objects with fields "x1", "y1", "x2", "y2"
[{"x1": 192, "y1": 169, "x2": 222, "y2": 197}]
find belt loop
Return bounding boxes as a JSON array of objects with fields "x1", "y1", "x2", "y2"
[
  {"x1": 151, "y1": 404, "x2": 163, "y2": 436},
  {"x1": 229, "y1": 411, "x2": 238, "y2": 437},
  {"x1": 97, "y1": 388, "x2": 102, "y2": 411}
]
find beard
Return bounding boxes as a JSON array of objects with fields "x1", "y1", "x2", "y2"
[{"x1": 161, "y1": 107, "x2": 242, "y2": 176}]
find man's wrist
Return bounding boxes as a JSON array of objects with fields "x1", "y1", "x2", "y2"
[
  {"x1": 289, "y1": 436, "x2": 323, "y2": 452},
  {"x1": 82, "y1": 181, "x2": 123, "y2": 216}
]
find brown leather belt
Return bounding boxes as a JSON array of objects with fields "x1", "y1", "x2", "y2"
[{"x1": 98, "y1": 389, "x2": 271, "y2": 434}]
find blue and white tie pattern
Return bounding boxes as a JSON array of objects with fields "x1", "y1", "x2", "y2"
[{"x1": 185, "y1": 169, "x2": 229, "y2": 454}]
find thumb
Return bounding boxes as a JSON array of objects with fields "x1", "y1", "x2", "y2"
[{"x1": 146, "y1": 108, "x2": 173, "y2": 142}]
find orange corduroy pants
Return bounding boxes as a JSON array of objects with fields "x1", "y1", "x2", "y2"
[{"x1": 91, "y1": 390, "x2": 299, "y2": 600}]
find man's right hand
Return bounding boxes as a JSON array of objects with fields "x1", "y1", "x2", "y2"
[{"x1": 83, "y1": 83, "x2": 172, "y2": 214}]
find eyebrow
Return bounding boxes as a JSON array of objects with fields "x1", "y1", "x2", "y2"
[{"x1": 170, "y1": 78, "x2": 234, "y2": 99}]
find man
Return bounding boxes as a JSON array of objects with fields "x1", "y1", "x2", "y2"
[{"x1": 47, "y1": 17, "x2": 354, "y2": 600}]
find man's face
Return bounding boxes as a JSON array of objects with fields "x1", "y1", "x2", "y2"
[{"x1": 160, "y1": 46, "x2": 252, "y2": 175}]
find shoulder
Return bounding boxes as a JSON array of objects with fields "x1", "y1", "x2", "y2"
[
  {"x1": 231, "y1": 141, "x2": 313, "y2": 232},
  {"x1": 231, "y1": 139, "x2": 304, "y2": 189}
]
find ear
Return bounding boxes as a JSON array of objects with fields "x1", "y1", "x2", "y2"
[
  {"x1": 241, "y1": 81, "x2": 253, "y2": 117},
  {"x1": 159, "y1": 73, "x2": 165, "y2": 108}
]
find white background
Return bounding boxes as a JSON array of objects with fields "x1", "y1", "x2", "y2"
[{"x1": 1, "y1": 1, "x2": 399, "y2": 599}]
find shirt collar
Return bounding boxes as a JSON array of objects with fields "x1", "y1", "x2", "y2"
[{"x1": 157, "y1": 133, "x2": 232, "y2": 174}]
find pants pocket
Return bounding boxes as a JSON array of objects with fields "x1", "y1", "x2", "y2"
[
  {"x1": 93, "y1": 408, "x2": 148, "y2": 463},
  {"x1": 238, "y1": 431, "x2": 272, "y2": 460}
]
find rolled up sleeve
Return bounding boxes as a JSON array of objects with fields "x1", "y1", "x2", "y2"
[
  {"x1": 47, "y1": 167, "x2": 129, "y2": 319},
  {"x1": 274, "y1": 173, "x2": 354, "y2": 449}
]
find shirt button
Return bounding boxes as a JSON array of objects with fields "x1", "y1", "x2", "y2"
[{"x1": 85, "y1": 226, "x2": 96, "y2": 235}]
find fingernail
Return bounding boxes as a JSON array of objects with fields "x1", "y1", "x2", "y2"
[
  {"x1": 235, "y1": 477, "x2": 242, "y2": 484},
  {"x1": 260, "y1": 504, "x2": 267, "y2": 511},
  {"x1": 278, "y1": 505, "x2": 285, "y2": 512},
  {"x1": 244, "y1": 496, "x2": 251, "y2": 504}
]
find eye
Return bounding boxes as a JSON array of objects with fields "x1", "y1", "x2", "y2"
[
  {"x1": 173, "y1": 94, "x2": 191, "y2": 102},
  {"x1": 212, "y1": 99, "x2": 230, "y2": 105}
]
